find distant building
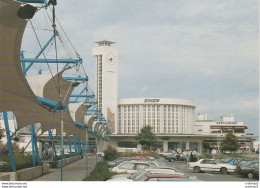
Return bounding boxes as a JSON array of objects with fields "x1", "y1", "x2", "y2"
[{"x1": 118, "y1": 98, "x2": 195, "y2": 134}]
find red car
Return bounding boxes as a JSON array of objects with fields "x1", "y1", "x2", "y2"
[{"x1": 131, "y1": 155, "x2": 148, "y2": 159}]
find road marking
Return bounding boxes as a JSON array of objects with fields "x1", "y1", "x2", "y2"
[{"x1": 205, "y1": 173, "x2": 214, "y2": 176}]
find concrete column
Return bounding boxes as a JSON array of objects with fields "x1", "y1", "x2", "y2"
[
  {"x1": 186, "y1": 141, "x2": 190, "y2": 150},
  {"x1": 96, "y1": 138, "x2": 102, "y2": 152},
  {"x1": 163, "y1": 141, "x2": 168, "y2": 152},
  {"x1": 198, "y1": 140, "x2": 202, "y2": 153}
]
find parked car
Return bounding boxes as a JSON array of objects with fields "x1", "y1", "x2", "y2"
[
  {"x1": 97, "y1": 152, "x2": 104, "y2": 157},
  {"x1": 188, "y1": 159, "x2": 236, "y2": 174},
  {"x1": 166, "y1": 153, "x2": 185, "y2": 162},
  {"x1": 131, "y1": 155, "x2": 148, "y2": 159},
  {"x1": 237, "y1": 161, "x2": 259, "y2": 178},
  {"x1": 108, "y1": 166, "x2": 182, "y2": 181},
  {"x1": 107, "y1": 157, "x2": 140, "y2": 166},
  {"x1": 110, "y1": 160, "x2": 160, "y2": 174},
  {"x1": 159, "y1": 150, "x2": 175, "y2": 157},
  {"x1": 236, "y1": 159, "x2": 256, "y2": 172},
  {"x1": 137, "y1": 173, "x2": 198, "y2": 182},
  {"x1": 217, "y1": 157, "x2": 243, "y2": 166}
]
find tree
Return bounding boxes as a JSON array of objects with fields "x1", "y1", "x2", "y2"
[
  {"x1": 103, "y1": 145, "x2": 118, "y2": 161},
  {"x1": 135, "y1": 125, "x2": 157, "y2": 151},
  {"x1": 0, "y1": 128, "x2": 4, "y2": 141},
  {"x1": 220, "y1": 132, "x2": 240, "y2": 152}
]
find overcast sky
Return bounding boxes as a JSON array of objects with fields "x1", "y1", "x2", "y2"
[{"x1": 23, "y1": 0, "x2": 259, "y2": 136}]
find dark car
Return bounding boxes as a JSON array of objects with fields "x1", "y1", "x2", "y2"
[
  {"x1": 250, "y1": 162, "x2": 259, "y2": 179},
  {"x1": 237, "y1": 161, "x2": 259, "y2": 179},
  {"x1": 218, "y1": 157, "x2": 243, "y2": 166}
]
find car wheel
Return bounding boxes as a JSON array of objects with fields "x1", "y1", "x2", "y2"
[
  {"x1": 171, "y1": 159, "x2": 174, "y2": 162},
  {"x1": 194, "y1": 166, "x2": 200, "y2": 173},
  {"x1": 221, "y1": 167, "x2": 228, "y2": 174},
  {"x1": 248, "y1": 173, "x2": 254, "y2": 179}
]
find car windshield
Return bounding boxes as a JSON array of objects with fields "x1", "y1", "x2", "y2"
[
  {"x1": 241, "y1": 161, "x2": 255, "y2": 167},
  {"x1": 219, "y1": 158, "x2": 233, "y2": 163},
  {"x1": 135, "y1": 171, "x2": 150, "y2": 181},
  {"x1": 129, "y1": 169, "x2": 145, "y2": 179},
  {"x1": 155, "y1": 161, "x2": 166, "y2": 166}
]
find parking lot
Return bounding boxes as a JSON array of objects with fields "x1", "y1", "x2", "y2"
[{"x1": 165, "y1": 160, "x2": 258, "y2": 182}]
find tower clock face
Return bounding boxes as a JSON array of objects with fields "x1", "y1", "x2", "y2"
[{"x1": 107, "y1": 52, "x2": 117, "y2": 66}]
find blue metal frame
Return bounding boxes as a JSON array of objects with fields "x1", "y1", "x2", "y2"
[
  {"x1": 30, "y1": 124, "x2": 36, "y2": 166},
  {"x1": 30, "y1": 124, "x2": 40, "y2": 165},
  {"x1": 63, "y1": 77, "x2": 88, "y2": 82},
  {"x1": 24, "y1": 125, "x2": 42, "y2": 150},
  {"x1": 70, "y1": 95, "x2": 94, "y2": 98},
  {"x1": 3, "y1": 112, "x2": 16, "y2": 171},
  {"x1": 17, "y1": 0, "x2": 47, "y2": 6},
  {"x1": 67, "y1": 136, "x2": 72, "y2": 157},
  {"x1": 22, "y1": 32, "x2": 58, "y2": 75},
  {"x1": 69, "y1": 101, "x2": 97, "y2": 104},
  {"x1": 21, "y1": 58, "x2": 81, "y2": 64},
  {"x1": 37, "y1": 96, "x2": 66, "y2": 112},
  {"x1": 73, "y1": 138, "x2": 78, "y2": 156},
  {"x1": 0, "y1": 129, "x2": 19, "y2": 155}
]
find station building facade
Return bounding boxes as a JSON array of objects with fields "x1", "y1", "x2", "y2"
[{"x1": 92, "y1": 40, "x2": 257, "y2": 153}]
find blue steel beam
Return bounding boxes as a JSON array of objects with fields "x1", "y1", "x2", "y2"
[
  {"x1": 17, "y1": 0, "x2": 47, "y2": 4},
  {"x1": 70, "y1": 95, "x2": 94, "y2": 98},
  {"x1": 37, "y1": 96, "x2": 66, "y2": 111},
  {"x1": 23, "y1": 32, "x2": 58, "y2": 75},
  {"x1": 69, "y1": 101, "x2": 97, "y2": 104},
  {"x1": 24, "y1": 125, "x2": 42, "y2": 150},
  {"x1": 88, "y1": 109, "x2": 101, "y2": 112},
  {"x1": 3, "y1": 112, "x2": 16, "y2": 171},
  {"x1": 30, "y1": 125, "x2": 36, "y2": 167},
  {"x1": 21, "y1": 58, "x2": 81, "y2": 64},
  {"x1": 63, "y1": 77, "x2": 88, "y2": 82}
]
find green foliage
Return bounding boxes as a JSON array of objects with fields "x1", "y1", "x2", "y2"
[
  {"x1": 220, "y1": 133, "x2": 240, "y2": 152},
  {"x1": 118, "y1": 152, "x2": 159, "y2": 159},
  {"x1": 84, "y1": 161, "x2": 117, "y2": 181},
  {"x1": 0, "y1": 153, "x2": 33, "y2": 172},
  {"x1": 103, "y1": 145, "x2": 119, "y2": 161},
  {"x1": 0, "y1": 128, "x2": 4, "y2": 141},
  {"x1": 135, "y1": 125, "x2": 157, "y2": 150},
  {"x1": 199, "y1": 152, "x2": 213, "y2": 159}
]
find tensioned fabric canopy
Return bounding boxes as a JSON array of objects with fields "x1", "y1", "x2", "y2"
[{"x1": 0, "y1": 0, "x2": 87, "y2": 138}]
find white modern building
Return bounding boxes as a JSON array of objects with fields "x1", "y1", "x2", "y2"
[
  {"x1": 195, "y1": 113, "x2": 247, "y2": 136},
  {"x1": 92, "y1": 40, "x2": 257, "y2": 153},
  {"x1": 118, "y1": 98, "x2": 195, "y2": 134},
  {"x1": 92, "y1": 40, "x2": 118, "y2": 134}
]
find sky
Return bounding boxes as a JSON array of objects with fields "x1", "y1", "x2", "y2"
[{"x1": 22, "y1": 0, "x2": 259, "y2": 136}]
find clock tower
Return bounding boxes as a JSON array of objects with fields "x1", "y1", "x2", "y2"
[{"x1": 92, "y1": 40, "x2": 118, "y2": 134}]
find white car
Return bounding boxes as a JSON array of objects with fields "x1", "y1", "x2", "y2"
[
  {"x1": 110, "y1": 160, "x2": 159, "y2": 174},
  {"x1": 189, "y1": 159, "x2": 236, "y2": 174},
  {"x1": 97, "y1": 152, "x2": 104, "y2": 157}
]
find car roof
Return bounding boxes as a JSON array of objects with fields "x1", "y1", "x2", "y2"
[{"x1": 147, "y1": 174, "x2": 188, "y2": 179}]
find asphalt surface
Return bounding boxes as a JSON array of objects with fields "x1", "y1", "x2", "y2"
[
  {"x1": 165, "y1": 160, "x2": 258, "y2": 182},
  {"x1": 33, "y1": 156, "x2": 102, "y2": 181}
]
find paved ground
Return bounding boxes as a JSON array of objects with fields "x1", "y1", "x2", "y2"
[
  {"x1": 165, "y1": 160, "x2": 258, "y2": 182},
  {"x1": 33, "y1": 156, "x2": 102, "y2": 181}
]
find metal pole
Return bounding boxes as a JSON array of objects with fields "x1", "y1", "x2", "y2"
[
  {"x1": 60, "y1": 111, "x2": 64, "y2": 181},
  {"x1": 32, "y1": 125, "x2": 40, "y2": 165},
  {"x1": 30, "y1": 124, "x2": 36, "y2": 167},
  {"x1": 86, "y1": 132, "x2": 89, "y2": 180},
  {"x1": 3, "y1": 112, "x2": 16, "y2": 171},
  {"x1": 74, "y1": 138, "x2": 77, "y2": 156},
  {"x1": 95, "y1": 137, "x2": 97, "y2": 165},
  {"x1": 68, "y1": 136, "x2": 72, "y2": 157}
]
